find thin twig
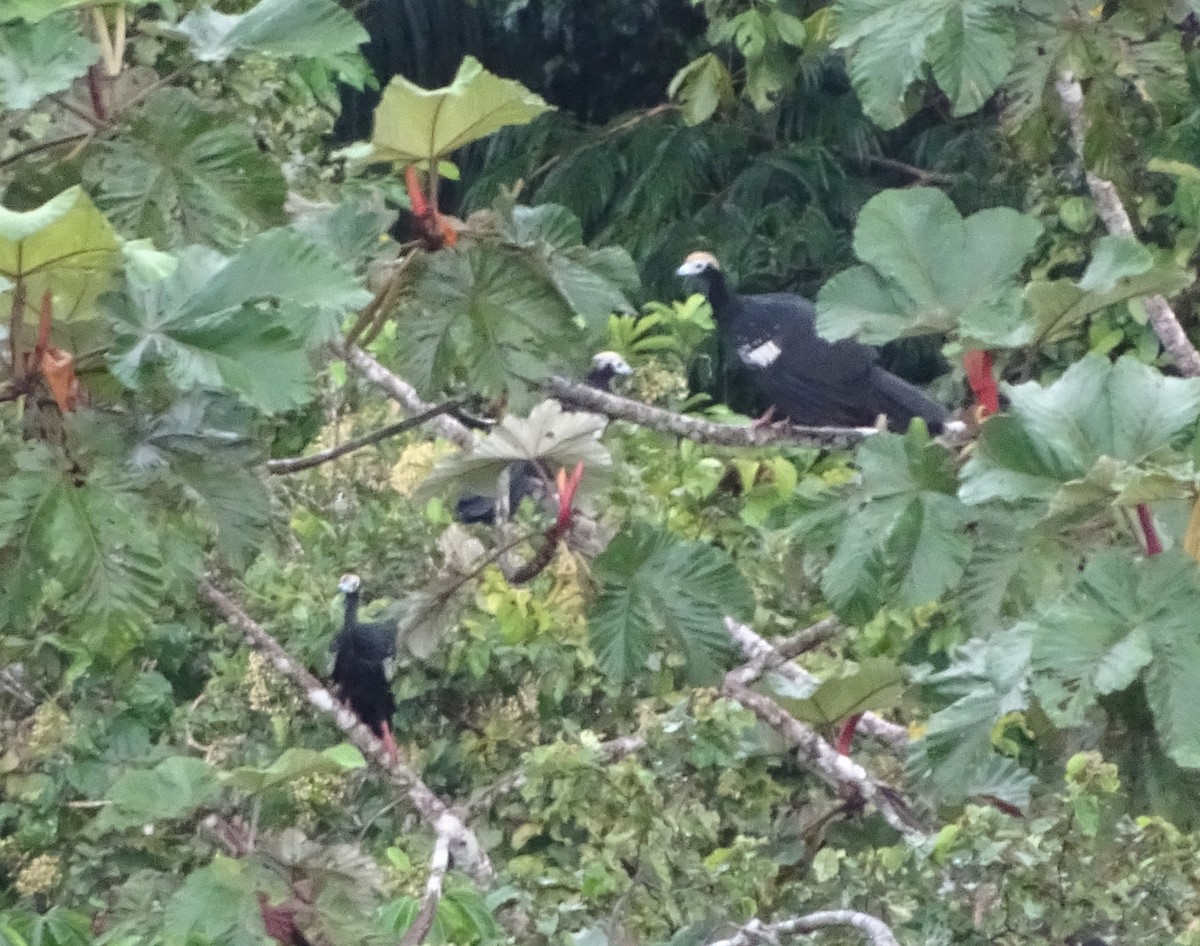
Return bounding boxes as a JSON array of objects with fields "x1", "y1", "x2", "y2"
[
  {"x1": 266, "y1": 400, "x2": 461, "y2": 474},
  {"x1": 198, "y1": 580, "x2": 494, "y2": 885},
  {"x1": 339, "y1": 345, "x2": 476, "y2": 449},
  {"x1": 706, "y1": 910, "x2": 901, "y2": 946},
  {"x1": 545, "y1": 376, "x2": 876, "y2": 449},
  {"x1": 723, "y1": 618, "x2": 908, "y2": 751},
  {"x1": 864, "y1": 155, "x2": 954, "y2": 185},
  {"x1": 1054, "y1": 71, "x2": 1200, "y2": 377}
]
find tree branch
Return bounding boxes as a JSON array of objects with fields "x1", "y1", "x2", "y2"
[
  {"x1": 723, "y1": 618, "x2": 908, "y2": 751},
  {"x1": 339, "y1": 344, "x2": 476, "y2": 449},
  {"x1": 1054, "y1": 71, "x2": 1200, "y2": 378},
  {"x1": 198, "y1": 580, "x2": 494, "y2": 885},
  {"x1": 545, "y1": 376, "x2": 876, "y2": 449},
  {"x1": 266, "y1": 401, "x2": 462, "y2": 474},
  {"x1": 399, "y1": 815, "x2": 454, "y2": 946},
  {"x1": 706, "y1": 910, "x2": 901, "y2": 946},
  {"x1": 864, "y1": 154, "x2": 954, "y2": 186}
]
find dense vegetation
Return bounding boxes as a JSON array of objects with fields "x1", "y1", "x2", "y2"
[{"x1": 4, "y1": 1, "x2": 1200, "y2": 944}]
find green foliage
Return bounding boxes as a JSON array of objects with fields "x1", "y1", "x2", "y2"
[
  {"x1": 817, "y1": 186, "x2": 1042, "y2": 346},
  {"x1": 176, "y1": 0, "x2": 368, "y2": 65},
  {"x1": 0, "y1": 14, "x2": 96, "y2": 110},
  {"x1": 588, "y1": 525, "x2": 753, "y2": 684},
  {"x1": 392, "y1": 201, "x2": 638, "y2": 407},
  {"x1": 85, "y1": 88, "x2": 288, "y2": 251},
  {"x1": 831, "y1": 0, "x2": 1016, "y2": 129},
  {"x1": 360, "y1": 56, "x2": 553, "y2": 166}
]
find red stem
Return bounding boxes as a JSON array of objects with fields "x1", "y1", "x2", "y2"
[
  {"x1": 835, "y1": 713, "x2": 864, "y2": 756},
  {"x1": 1136, "y1": 503, "x2": 1163, "y2": 555}
]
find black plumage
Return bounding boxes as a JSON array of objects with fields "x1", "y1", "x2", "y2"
[
  {"x1": 677, "y1": 252, "x2": 953, "y2": 433},
  {"x1": 331, "y1": 574, "x2": 397, "y2": 758}
]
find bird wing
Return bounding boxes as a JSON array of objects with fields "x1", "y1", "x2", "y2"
[{"x1": 727, "y1": 296, "x2": 877, "y2": 425}]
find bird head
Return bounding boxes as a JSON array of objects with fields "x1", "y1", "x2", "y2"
[
  {"x1": 591, "y1": 350, "x2": 633, "y2": 377},
  {"x1": 337, "y1": 573, "x2": 361, "y2": 594},
  {"x1": 676, "y1": 251, "x2": 721, "y2": 279}
]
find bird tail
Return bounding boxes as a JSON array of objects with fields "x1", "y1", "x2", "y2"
[{"x1": 867, "y1": 367, "x2": 948, "y2": 434}]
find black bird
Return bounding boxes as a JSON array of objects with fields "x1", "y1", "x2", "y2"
[
  {"x1": 331, "y1": 574, "x2": 397, "y2": 761},
  {"x1": 677, "y1": 252, "x2": 956, "y2": 433},
  {"x1": 583, "y1": 350, "x2": 634, "y2": 391},
  {"x1": 454, "y1": 459, "x2": 544, "y2": 525},
  {"x1": 453, "y1": 351, "x2": 632, "y2": 524}
]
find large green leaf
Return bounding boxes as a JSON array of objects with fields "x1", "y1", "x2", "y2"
[
  {"x1": 0, "y1": 13, "x2": 97, "y2": 109},
  {"x1": 0, "y1": 186, "x2": 120, "y2": 329},
  {"x1": 1031, "y1": 550, "x2": 1200, "y2": 768},
  {"x1": 831, "y1": 0, "x2": 1016, "y2": 129},
  {"x1": 821, "y1": 427, "x2": 972, "y2": 623},
  {"x1": 420, "y1": 399, "x2": 612, "y2": 502},
  {"x1": 667, "y1": 53, "x2": 736, "y2": 125},
  {"x1": 175, "y1": 0, "x2": 367, "y2": 63},
  {"x1": 94, "y1": 757, "x2": 221, "y2": 832},
  {"x1": 0, "y1": 444, "x2": 164, "y2": 648},
  {"x1": 959, "y1": 355, "x2": 1200, "y2": 511},
  {"x1": 84, "y1": 88, "x2": 286, "y2": 250},
  {"x1": 227, "y1": 746, "x2": 365, "y2": 793},
  {"x1": 164, "y1": 857, "x2": 270, "y2": 946},
  {"x1": 588, "y1": 525, "x2": 753, "y2": 684},
  {"x1": 1024, "y1": 235, "x2": 1193, "y2": 346},
  {"x1": 108, "y1": 230, "x2": 367, "y2": 412},
  {"x1": 816, "y1": 187, "x2": 1042, "y2": 346},
  {"x1": 761, "y1": 658, "x2": 906, "y2": 726},
  {"x1": 364, "y1": 56, "x2": 552, "y2": 165},
  {"x1": 907, "y1": 622, "x2": 1035, "y2": 808}
]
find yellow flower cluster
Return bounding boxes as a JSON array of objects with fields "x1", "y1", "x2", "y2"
[
  {"x1": 27, "y1": 703, "x2": 69, "y2": 754},
  {"x1": 288, "y1": 771, "x2": 347, "y2": 827},
  {"x1": 546, "y1": 549, "x2": 588, "y2": 624},
  {"x1": 390, "y1": 440, "x2": 447, "y2": 496},
  {"x1": 15, "y1": 853, "x2": 61, "y2": 898},
  {"x1": 629, "y1": 358, "x2": 689, "y2": 406},
  {"x1": 245, "y1": 652, "x2": 275, "y2": 714}
]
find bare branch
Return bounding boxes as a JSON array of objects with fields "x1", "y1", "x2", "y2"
[
  {"x1": 1054, "y1": 71, "x2": 1200, "y2": 378},
  {"x1": 399, "y1": 815, "x2": 454, "y2": 946},
  {"x1": 864, "y1": 154, "x2": 954, "y2": 186},
  {"x1": 199, "y1": 580, "x2": 494, "y2": 885},
  {"x1": 339, "y1": 344, "x2": 477, "y2": 448},
  {"x1": 266, "y1": 401, "x2": 461, "y2": 474},
  {"x1": 463, "y1": 734, "x2": 647, "y2": 817},
  {"x1": 722, "y1": 678, "x2": 921, "y2": 835},
  {"x1": 545, "y1": 376, "x2": 876, "y2": 449},
  {"x1": 706, "y1": 910, "x2": 901, "y2": 946},
  {"x1": 724, "y1": 618, "x2": 908, "y2": 751}
]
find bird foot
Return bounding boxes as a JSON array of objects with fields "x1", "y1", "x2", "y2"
[
  {"x1": 381, "y1": 723, "x2": 399, "y2": 764},
  {"x1": 750, "y1": 406, "x2": 778, "y2": 430}
]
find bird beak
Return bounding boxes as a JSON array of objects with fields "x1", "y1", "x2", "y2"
[
  {"x1": 675, "y1": 263, "x2": 691, "y2": 277},
  {"x1": 614, "y1": 360, "x2": 633, "y2": 376}
]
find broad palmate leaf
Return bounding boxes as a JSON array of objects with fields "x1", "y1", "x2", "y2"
[
  {"x1": 588, "y1": 525, "x2": 753, "y2": 684},
  {"x1": 0, "y1": 13, "x2": 96, "y2": 109},
  {"x1": 176, "y1": 0, "x2": 367, "y2": 63},
  {"x1": 817, "y1": 187, "x2": 1042, "y2": 346},
  {"x1": 832, "y1": 0, "x2": 1016, "y2": 129},
  {"x1": 108, "y1": 230, "x2": 369, "y2": 413},
  {"x1": 85, "y1": 88, "x2": 287, "y2": 250},
  {"x1": 821, "y1": 427, "x2": 972, "y2": 624},
  {"x1": 364, "y1": 56, "x2": 552, "y2": 165},
  {"x1": 1031, "y1": 549, "x2": 1200, "y2": 769},
  {"x1": 959, "y1": 355, "x2": 1200, "y2": 514},
  {"x1": 94, "y1": 757, "x2": 221, "y2": 833},
  {"x1": 394, "y1": 202, "x2": 637, "y2": 408}
]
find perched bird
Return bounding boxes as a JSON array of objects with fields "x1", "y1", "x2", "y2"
[
  {"x1": 584, "y1": 350, "x2": 634, "y2": 390},
  {"x1": 454, "y1": 459, "x2": 544, "y2": 525},
  {"x1": 331, "y1": 574, "x2": 398, "y2": 761},
  {"x1": 453, "y1": 351, "x2": 631, "y2": 525},
  {"x1": 676, "y1": 252, "x2": 954, "y2": 433}
]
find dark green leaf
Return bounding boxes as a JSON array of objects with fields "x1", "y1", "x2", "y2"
[{"x1": 588, "y1": 525, "x2": 753, "y2": 684}]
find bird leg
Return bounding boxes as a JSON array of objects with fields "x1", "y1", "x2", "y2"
[
  {"x1": 750, "y1": 405, "x2": 778, "y2": 430},
  {"x1": 380, "y1": 722, "x2": 399, "y2": 764}
]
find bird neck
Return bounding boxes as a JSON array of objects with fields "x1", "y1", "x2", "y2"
[
  {"x1": 584, "y1": 365, "x2": 612, "y2": 390},
  {"x1": 699, "y1": 271, "x2": 735, "y2": 324},
  {"x1": 343, "y1": 591, "x2": 360, "y2": 629}
]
